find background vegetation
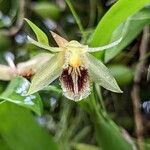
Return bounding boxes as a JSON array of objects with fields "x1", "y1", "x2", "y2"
[{"x1": 0, "y1": 0, "x2": 150, "y2": 150}]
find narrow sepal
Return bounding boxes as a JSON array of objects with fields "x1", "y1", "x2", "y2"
[
  {"x1": 88, "y1": 38, "x2": 122, "y2": 52},
  {"x1": 50, "y1": 31, "x2": 69, "y2": 47},
  {"x1": 86, "y1": 53, "x2": 122, "y2": 93},
  {"x1": 28, "y1": 52, "x2": 65, "y2": 95},
  {"x1": 27, "y1": 36, "x2": 62, "y2": 52}
]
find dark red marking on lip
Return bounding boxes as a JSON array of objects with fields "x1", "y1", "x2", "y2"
[
  {"x1": 77, "y1": 68, "x2": 88, "y2": 92},
  {"x1": 60, "y1": 66, "x2": 89, "y2": 94},
  {"x1": 60, "y1": 68, "x2": 74, "y2": 92}
]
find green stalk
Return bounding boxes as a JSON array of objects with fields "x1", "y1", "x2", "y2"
[
  {"x1": 79, "y1": 90, "x2": 135, "y2": 150},
  {"x1": 65, "y1": 0, "x2": 85, "y2": 37}
]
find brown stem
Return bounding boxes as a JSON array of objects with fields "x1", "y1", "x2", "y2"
[
  {"x1": 131, "y1": 26, "x2": 150, "y2": 150},
  {"x1": 2, "y1": 0, "x2": 25, "y2": 36}
]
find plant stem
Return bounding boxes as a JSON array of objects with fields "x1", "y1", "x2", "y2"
[
  {"x1": 95, "y1": 84, "x2": 106, "y2": 112},
  {"x1": 65, "y1": 0, "x2": 85, "y2": 37},
  {"x1": 131, "y1": 26, "x2": 150, "y2": 150}
]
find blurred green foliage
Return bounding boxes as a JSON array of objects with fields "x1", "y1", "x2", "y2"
[
  {"x1": 33, "y1": 2, "x2": 61, "y2": 20},
  {"x1": 0, "y1": 102, "x2": 58, "y2": 150},
  {"x1": 0, "y1": 0, "x2": 150, "y2": 150},
  {"x1": 0, "y1": 77, "x2": 43, "y2": 115}
]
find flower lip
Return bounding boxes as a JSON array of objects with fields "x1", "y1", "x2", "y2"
[{"x1": 60, "y1": 65, "x2": 90, "y2": 101}]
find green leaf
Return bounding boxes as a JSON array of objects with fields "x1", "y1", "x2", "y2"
[
  {"x1": 94, "y1": 113, "x2": 134, "y2": 150},
  {"x1": 73, "y1": 143, "x2": 99, "y2": 150},
  {"x1": 0, "y1": 139, "x2": 11, "y2": 150},
  {"x1": 33, "y1": 2, "x2": 61, "y2": 20},
  {"x1": 90, "y1": 0, "x2": 150, "y2": 47},
  {"x1": 0, "y1": 102, "x2": 58, "y2": 150},
  {"x1": 0, "y1": 33, "x2": 11, "y2": 52},
  {"x1": 43, "y1": 85, "x2": 62, "y2": 94},
  {"x1": 109, "y1": 65, "x2": 134, "y2": 86},
  {"x1": 144, "y1": 140, "x2": 150, "y2": 150},
  {"x1": 105, "y1": 7, "x2": 150, "y2": 62},
  {"x1": 24, "y1": 18, "x2": 49, "y2": 45},
  {"x1": 0, "y1": 77, "x2": 43, "y2": 116}
]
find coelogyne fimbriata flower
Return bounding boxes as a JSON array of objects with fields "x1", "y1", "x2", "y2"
[{"x1": 25, "y1": 19, "x2": 122, "y2": 101}]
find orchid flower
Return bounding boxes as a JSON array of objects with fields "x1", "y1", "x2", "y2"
[
  {"x1": 25, "y1": 19, "x2": 122, "y2": 101},
  {"x1": 0, "y1": 52, "x2": 51, "y2": 80}
]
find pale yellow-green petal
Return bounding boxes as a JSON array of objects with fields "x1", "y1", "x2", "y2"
[
  {"x1": 28, "y1": 52, "x2": 65, "y2": 94},
  {"x1": 17, "y1": 53, "x2": 52, "y2": 75},
  {"x1": 86, "y1": 53, "x2": 122, "y2": 93},
  {"x1": 0, "y1": 65, "x2": 14, "y2": 81}
]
